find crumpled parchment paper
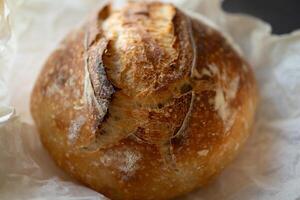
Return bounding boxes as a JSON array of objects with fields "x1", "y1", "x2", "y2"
[{"x1": 1, "y1": 0, "x2": 300, "y2": 199}]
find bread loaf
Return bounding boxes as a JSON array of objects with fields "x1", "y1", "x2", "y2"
[{"x1": 31, "y1": 2, "x2": 257, "y2": 200}]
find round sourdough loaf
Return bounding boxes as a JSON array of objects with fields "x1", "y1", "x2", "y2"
[{"x1": 31, "y1": 2, "x2": 257, "y2": 200}]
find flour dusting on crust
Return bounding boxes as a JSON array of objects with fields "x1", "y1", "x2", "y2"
[
  {"x1": 197, "y1": 149, "x2": 209, "y2": 157},
  {"x1": 214, "y1": 86, "x2": 229, "y2": 121},
  {"x1": 68, "y1": 115, "x2": 86, "y2": 144},
  {"x1": 227, "y1": 76, "x2": 240, "y2": 100},
  {"x1": 100, "y1": 148, "x2": 141, "y2": 180},
  {"x1": 206, "y1": 63, "x2": 240, "y2": 132}
]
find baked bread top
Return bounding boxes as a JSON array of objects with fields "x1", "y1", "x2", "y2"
[{"x1": 31, "y1": 2, "x2": 257, "y2": 200}]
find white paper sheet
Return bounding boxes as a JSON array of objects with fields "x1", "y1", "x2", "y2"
[{"x1": 1, "y1": 0, "x2": 300, "y2": 199}]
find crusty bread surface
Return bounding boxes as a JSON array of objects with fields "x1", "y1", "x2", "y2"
[{"x1": 31, "y1": 2, "x2": 257, "y2": 200}]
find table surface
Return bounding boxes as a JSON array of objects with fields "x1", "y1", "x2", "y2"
[{"x1": 223, "y1": 0, "x2": 300, "y2": 34}]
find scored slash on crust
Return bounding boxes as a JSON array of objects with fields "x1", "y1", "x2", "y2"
[
  {"x1": 79, "y1": 3, "x2": 202, "y2": 170},
  {"x1": 166, "y1": 16, "x2": 199, "y2": 169}
]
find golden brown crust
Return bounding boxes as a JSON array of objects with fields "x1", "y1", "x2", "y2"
[{"x1": 31, "y1": 2, "x2": 257, "y2": 200}]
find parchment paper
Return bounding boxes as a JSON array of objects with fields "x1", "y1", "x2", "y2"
[{"x1": 1, "y1": 0, "x2": 300, "y2": 199}]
